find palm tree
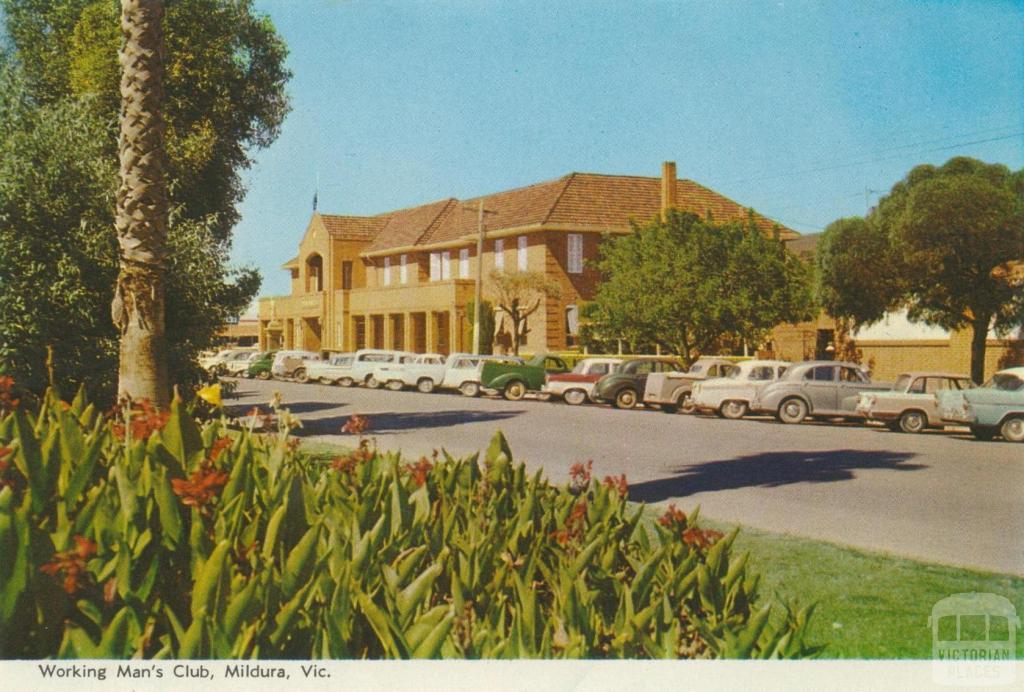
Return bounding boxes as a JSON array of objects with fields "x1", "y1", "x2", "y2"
[{"x1": 111, "y1": 0, "x2": 170, "y2": 407}]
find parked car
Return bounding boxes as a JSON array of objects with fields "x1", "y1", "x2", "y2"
[
  {"x1": 750, "y1": 361, "x2": 890, "y2": 424},
  {"x1": 856, "y1": 371, "x2": 975, "y2": 433},
  {"x1": 439, "y1": 354, "x2": 524, "y2": 397},
  {"x1": 308, "y1": 349, "x2": 415, "y2": 387},
  {"x1": 479, "y1": 354, "x2": 571, "y2": 401},
  {"x1": 392, "y1": 352, "x2": 473, "y2": 394},
  {"x1": 938, "y1": 367, "x2": 1024, "y2": 442},
  {"x1": 691, "y1": 359, "x2": 790, "y2": 419},
  {"x1": 592, "y1": 358, "x2": 684, "y2": 410},
  {"x1": 199, "y1": 348, "x2": 254, "y2": 375},
  {"x1": 246, "y1": 351, "x2": 278, "y2": 380},
  {"x1": 643, "y1": 357, "x2": 739, "y2": 413},
  {"x1": 542, "y1": 358, "x2": 624, "y2": 405},
  {"x1": 373, "y1": 353, "x2": 445, "y2": 391},
  {"x1": 305, "y1": 353, "x2": 355, "y2": 384},
  {"x1": 223, "y1": 350, "x2": 264, "y2": 377},
  {"x1": 272, "y1": 350, "x2": 322, "y2": 381}
]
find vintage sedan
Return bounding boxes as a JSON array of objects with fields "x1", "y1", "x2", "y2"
[
  {"x1": 750, "y1": 360, "x2": 890, "y2": 424},
  {"x1": 690, "y1": 359, "x2": 790, "y2": 419},
  {"x1": 199, "y1": 348, "x2": 254, "y2": 375},
  {"x1": 480, "y1": 354, "x2": 570, "y2": 401},
  {"x1": 223, "y1": 350, "x2": 264, "y2": 377},
  {"x1": 272, "y1": 350, "x2": 322, "y2": 380},
  {"x1": 439, "y1": 354, "x2": 524, "y2": 396},
  {"x1": 938, "y1": 367, "x2": 1024, "y2": 442},
  {"x1": 856, "y1": 371, "x2": 975, "y2": 433},
  {"x1": 593, "y1": 358, "x2": 683, "y2": 409},
  {"x1": 374, "y1": 353, "x2": 446, "y2": 391},
  {"x1": 246, "y1": 351, "x2": 278, "y2": 380},
  {"x1": 306, "y1": 349, "x2": 413, "y2": 387},
  {"x1": 643, "y1": 357, "x2": 738, "y2": 413},
  {"x1": 542, "y1": 357, "x2": 623, "y2": 405},
  {"x1": 394, "y1": 352, "x2": 473, "y2": 393},
  {"x1": 305, "y1": 353, "x2": 355, "y2": 384}
]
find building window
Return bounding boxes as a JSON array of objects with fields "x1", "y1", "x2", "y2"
[
  {"x1": 400, "y1": 254, "x2": 408, "y2": 284},
  {"x1": 341, "y1": 261, "x2": 353, "y2": 290},
  {"x1": 494, "y1": 238, "x2": 504, "y2": 270},
  {"x1": 568, "y1": 234, "x2": 583, "y2": 274},
  {"x1": 459, "y1": 248, "x2": 469, "y2": 278},
  {"x1": 429, "y1": 252, "x2": 441, "y2": 281},
  {"x1": 441, "y1": 251, "x2": 451, "y2": 280},
  {"x1": 383, "y1": 257, "x2": 391, "y2": 286},
  {"x1": 565, "y1": 304, "x2": 579, "y2": 347},
  {"x1": 517, "y1": 235, "x2": 527, "y2": 271}
]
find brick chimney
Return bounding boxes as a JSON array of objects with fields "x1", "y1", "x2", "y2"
[{"x1": 660, "y1": 161, "x2": 677, "y2": 217}]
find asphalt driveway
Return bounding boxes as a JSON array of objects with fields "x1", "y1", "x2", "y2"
[{"x1": 229, "y1": 378, "x2": 1024, "y2": 575}]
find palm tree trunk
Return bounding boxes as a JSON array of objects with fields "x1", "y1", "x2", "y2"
[{"x1": 111, "y1": 0, "x2": 170, "y2": 407}]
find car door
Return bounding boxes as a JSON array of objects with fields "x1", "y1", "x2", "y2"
[
  {"x1": 803, "y1": 365, "x2": 838, "y2": 413},
  {"x1": 836, "y1": 366, "x2": 869, "y2": 413}
]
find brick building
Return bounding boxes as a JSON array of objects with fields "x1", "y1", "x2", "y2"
[{"x1": 258, "y1": 162, "x2": 798, "y2": 355}]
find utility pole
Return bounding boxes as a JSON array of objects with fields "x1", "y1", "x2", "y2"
[{"x1": 462, "y1": 202, "x2": 498, "y2": 354}]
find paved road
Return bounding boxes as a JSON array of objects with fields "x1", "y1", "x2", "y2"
[{"x1": 230, "y1": 378, "x2": 1024, "y2": 575}]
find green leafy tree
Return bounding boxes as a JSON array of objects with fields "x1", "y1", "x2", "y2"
[
  {"x1": 593, "y1": 211, "x2": 813, "y2": 364},
  {"x1": 0, "y1": 0, "x2": 288, "y2": 398},
  {"x1": 463, "y1": 299, "x2": 496, "y2": 355},
  {"x1": 817, "y1": 157, "x2": 1024, "y2": 383}
]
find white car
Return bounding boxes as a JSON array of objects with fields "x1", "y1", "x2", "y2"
[
  {"x1": 439, "y1": 354, "x2": 524, "y2": 397},
  {"x1": 199, "y1": 348, "x2": 253, "y2": 374},
  {"x1": 542, "y1": 357, "x2": 623, "y2": 405},
  {"x1": 374, "y1": 353, "x2": 447, "y2": 391},
  {"x1": 305, "y1": 353, "x2": 355, "y2": 384},
  {"x1": 271, "y1": 350, "x2": 322, "y2": 380},
  {"x1": 691, "y1": 359, "x2": 791, "y2": 419},
  {"x1": 223, "y1": 350, "x2": 264, "y2": 377},
  {"x1": 314, "y1": 349, "x2": 416, "y2": 387}
]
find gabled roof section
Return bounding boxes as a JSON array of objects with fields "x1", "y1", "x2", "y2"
[
  {"x1": 281, "y1": 256, "x2": 299, "y2": 270},
  {"x1": 365, "y1": 198, "x2": 459, "y2": 253},
  {"x1": 319, "y1": 214, "x2": 388, "y2": 241}
]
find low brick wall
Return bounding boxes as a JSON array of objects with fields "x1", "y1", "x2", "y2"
[{"x1": 856, "y1": 338, "x2": 1024, "y2": 382}]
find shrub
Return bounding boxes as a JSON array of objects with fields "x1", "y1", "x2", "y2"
[{"x1": 0, "y1": 387, "x2": 819, "y2": 658}]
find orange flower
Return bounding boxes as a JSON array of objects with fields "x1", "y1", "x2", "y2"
[
  {"x1": 110, "y1": 400, "x2": 170, "y2": 441},
  {"x1": 551, "y1": 498, "x2": 588, "y2": 547},
  {"x1": 341, "y1": 414, "x2": 370, "y2": 435},
  {"x1": 404, "y1": 457, "x2": 433, "y2": 486},
  {"x1": 658, "y1": 504, "x2": 687, "y2": 529},
  {"x1": 171, "y1": 465, "x2": 229, "y2": 508},
  {"x1": 208, "y1": 436, "x2": 232, "y2": 463},
  {"x1": 682, "y1": 526, "x2": 724, "y2": 551},
  {"x1": 40, "y1": 535, "x2": 98, "y2": 595},
  {"x1": 602, "y1": 474, "x2": 628, "y2": 499},
  {"x1": 0, "y1": 375, "x2": 19, "y2": 412}
]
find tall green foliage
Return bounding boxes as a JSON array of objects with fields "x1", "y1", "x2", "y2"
[
  {"x1": 463, "y1": 299, "x2": 496, "y2": 354},
  {"x1": 0, "y1": 0, "x2": 290, "y2": 398},
  {"x1": 816, "y1": 157, "x2": 1024, "y2": 383},
  {"x1": 593, "y1": 211, "x2": 813, "y2": 363},
  {"x1": 0, "y1": 390, "x2": 820, "y2": 659}
]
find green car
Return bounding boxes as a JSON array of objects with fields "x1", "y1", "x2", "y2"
[
  {"x1": 246, "y1": 350, "x2": 278, "y2": 380},
  {"x1": 480, "y1": 354, "x2": 570, "y2": 401}
]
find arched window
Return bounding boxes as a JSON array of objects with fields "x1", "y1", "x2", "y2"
[{"x1": 305, "y1": 253, "x2": 324, "y2": 292}]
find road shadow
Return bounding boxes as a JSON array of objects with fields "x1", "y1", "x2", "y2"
[
  {"x1": 293, "y1": 409, "x2": 526, "y2": 436},
  {"x1": 628, "y1": 449, "x2": 925, "y2": 503}
]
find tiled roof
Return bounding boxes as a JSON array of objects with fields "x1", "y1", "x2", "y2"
[
  {"x1": 365, "y1": 198, "x2": 458, "y2": 253},
  {"x1": 318, "y1": 170, "x2": 800, "y2": 255},
  {"x1": 783, "y1": 232, "x2": 822, "y2": 259},
  {"x1": 319, "y1": 214, "x2": 388, "y2": 240}
]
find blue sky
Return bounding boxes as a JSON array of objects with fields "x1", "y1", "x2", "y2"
[{"x1": 236, "y1": 0, "x2": 1024, "y2": 302}]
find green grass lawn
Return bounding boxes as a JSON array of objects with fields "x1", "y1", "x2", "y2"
[
  {"x1": 298, "y1": 440, "x2": 1022, "y2": 659},
  {"x1": 698, "y1": 515, "x2": 1023, "y2": 658}
]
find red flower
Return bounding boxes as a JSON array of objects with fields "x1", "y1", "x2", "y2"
[
  {"x1": 569, "y1": 460, "x2": 593, "y2": 485},
  {"x1": 0, "y1": 375, "x2": 19, "y2": 412},
  {"x1": 40, "y1": 535, "x2": 98, "y2": 595},
  {"x1": 208, "y1": 436, "x2": 232, "y2": 463},
  {"x1": 552, "y1": 499, "x2": 588, "y2": 547},
  {"x1": 682, "y1": 526, "x2": 724, "y2": 551},
  {"x1": 602, "y1": 474, "x2": 628, "y2": 499},
  {"x1": 171, "y1": 465, "x2": 229, "y2": 508},
  {"x1": 658, "y1": 504, "x2": 687, "y2": 529},
  {"x1": 110, "y1": 400, "x2": 169, "y2": 441},
  {"x1": 341, "y1": 414, "x2": 370, "y2": 435},
  {"x1": 404, "y1": 457, "x2": 433, "y2": 486}
]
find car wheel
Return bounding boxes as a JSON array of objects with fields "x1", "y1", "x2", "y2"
[
  {"x1": 319, "y1": 377, "x2": 333, "y2": 385},
  {"x1": 1001, "y1": 416, "x2": 1024, "y2": 443},
  {"x1": 661, "y1": 403, "x2": 679, "y2": 414},
  {"x1": 898, "y1": 410, "x2": 927, "y2": 434},
  {"x1": 338, "y1": 377, "x2": 354, "y2": 387},
  {"x1": 777, "y1": 397, "x2": 808, "y2": 424},
  {"x1": 613, "y1": 388, "x2": 638, "y2": 410},
  {"x1": 294, "y1": 368, "x2": 308, "y2": 384},
  {"x1": 460, "y1": 381, "x2": 480, "y2": 397},
  {"x1": 563, "y1": 389, "x2": 587, "y2": 406},
  {"x1": 417, "y1": 378, "x2": 436, "y2": 394},
  {"x1": 885, "y1": 421, "x2": 902, "y2": 432},
  {"x1": 678, "y1": 392, "x2": 696, "y2": 414},
  {"x1": 971, "y1": 425, "x2": 996, "y2": 441},
  {"x1": 720, "y1": 400, "x2": 748, "y2": 420},
  {"x1": 385, "y1": 379, "x2": 404, "y2": 391},
  {"x1": 504, "y1": 380, "x2": 527, "y2": 401},
  {"x1": 365, "y1": 375, "x2": 381, "y2": 389},
  {"x1": 257, "y1": 370, "x2": 271, "y2": 381}
]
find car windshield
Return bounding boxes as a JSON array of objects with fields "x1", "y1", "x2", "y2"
[{"x1": 984, "y1": 373, "x2": 1024, "y2": 391}]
